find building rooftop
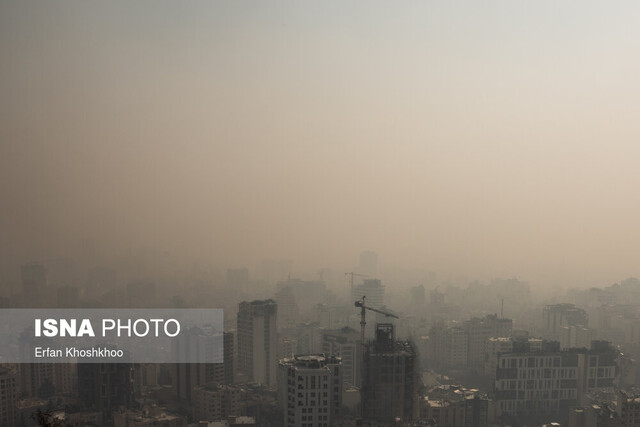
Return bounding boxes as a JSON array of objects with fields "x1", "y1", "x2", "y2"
[
  {"x1": 279, "y1": 353, "x2": 341, "y2": 368},
  {"x1": 369, "y1": 339, "x2": 416, "y2": 357}
]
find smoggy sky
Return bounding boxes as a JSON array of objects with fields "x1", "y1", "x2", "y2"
[{"x1": 2, "y1": 1, "x2": 640, "y2": 286}]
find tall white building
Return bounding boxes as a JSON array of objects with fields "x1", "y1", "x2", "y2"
[
  {"x1": 278, "y1": 354, "x2": 343, "y2": 427},
  {"x1": 237, "y1": 300, "x2": 278, "y2": 387}
]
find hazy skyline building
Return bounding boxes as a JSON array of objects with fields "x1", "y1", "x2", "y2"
[
  {"x1": 0, "y1": 367, "x2": 17, "y2": 427},
  {"x1": 78, "y1": 362, "x2": 134, "y2": 424},
  {"x1": 543, "y1": 304, "x2": 589, "y2": 340},
  {"x1": 321, "y1": 326, "x2": 361, "y2": 387},
  {"x1": 464, "y1": 314, "x2": 512, "y2": 372},
  {"x1": 353, "y1": 279, "x2": 384, "y2": 308},
  {"x1": 237, "y1": 299, "x2": 278, "y2": 387}
]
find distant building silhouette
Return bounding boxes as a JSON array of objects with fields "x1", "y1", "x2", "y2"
[
  {"x1": 322, "y1": 326, "x2": 361, "y2": 387},
  {"x1": 0, "y1": 367, "x2": 17, "y2": 426},
  {"x1": 78, "y1": 362, "x2": 134, "y2": 424},
  {"x1": 353, "y1": 279, "x2": 384, "y2": 308},
  {"x1": 464, "y1": 314, "x2": 512, "y2": 372},
  {"x1": 542, "y1": 304, "x2": 588, "y2": 340},
  {"x1": 171, "y1": 326, "x2": 227, "y2": 401},
  {"x1": 237, "y1": 300, "x2": 278, "y2": 387}
]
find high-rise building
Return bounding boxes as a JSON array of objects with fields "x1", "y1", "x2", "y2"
[
  {"x1": 295, "y1": 323, "x2": 323, "y2": 355},
  {"x1": 353, "y1": 279, "x2": 384, "y2": 308},
  {"x1": 322, "y1": 327, "x2": 361, "y2": 387},
  {"x1": 430, "y1": 288, "x2": 445, "y2": 307},
  {"x1": 224, "y1": 331, "x2": 235, "y2": 385},
  {"x1": 274, "y1": 286, "x2": 298, "y2": 326},
  {"x1": 0, "y1": 367, "x2": 17, "y2": 427},
  {"x1": 616, "y1": 390, "x2": 640, "y2": 426},
  {"x1": 53, "y1": 363, "x2": 76, "y2": 395},
  {"x1": 494, "y1": 340, "x2": 617, "y2": 421},
  {"x1": 133, "y1": 363, "x2": 158, "y2": 394},
  {"x1": 19, "y1": 362, "x2": 55, "y2": 398},
  {"x1": 464, "y1": 314, "x2": 512, "y2": 372},
  {"x1": 18, "y1": 333, "x2": 76, "y2": 396},
  {"x1": 277, "y1": 354, "x2": 343, "y2": 427},
  {"x1": 484, "y1": 337, "x2": 514, "y2": 379},
  {"x1": 172, "y1": 327, "x2": 226, "y2": 401},
  {"x1": 428, "y1": 325, "x2": 468, "y2": 369},
  {"x1": 257, "y1": 259, "x2": 292, "y2": 285},
  {"x1": 410, "y1": 285, "x2": 425, "y2": 312},
  {"x1": 237, "y1": 300, "x2": 278, "y2": 387},
  {"x1": 172, "y1": 362, "x2": 213, "y2": 402},
  {"x1": 316, "y1": 303, "x2": 335, "y2": 329},
  {"x1": 362, "y1": 324, "x2": 419, "y2": 423},
  {"x1": 542, "y1": 304, "x2": 589, "y2": 340},
  {"x1": 78, "y1": 362, "x2": 134, "y2": 424},
  {"x1": 193, "y1": 384, "x2": 244, "y2": 422},
  {"x1": 276, "y1": 279, "x2": 326, "y2": 315}
]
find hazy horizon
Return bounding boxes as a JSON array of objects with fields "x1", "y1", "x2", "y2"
[{"x1": 2, "y1": 1, "x2": 640, "y2": 289}]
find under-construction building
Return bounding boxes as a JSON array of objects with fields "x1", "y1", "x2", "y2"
[{"x1": 362, "y1": 323, "x2": 420, "y2": 423}]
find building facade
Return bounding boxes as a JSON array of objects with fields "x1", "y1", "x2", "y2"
[
  {"x1": 237, "y1": 300, "x2": 278, "y2": 387},
  {"x1": 277, "y1": 354, "x2": 342, "y2": 427},
  {"x1": 362, "y1": 324, "x2": 419, "y2": 424},
  {"x1": 494, "y1": 341, "x2": 617, "y2": 421},
  {"x1": 0, "y1": 367, "x2": 17, "y2": 427},
  {"x1": 321, "y1": 327, "x2": 361, "y2": 387}
]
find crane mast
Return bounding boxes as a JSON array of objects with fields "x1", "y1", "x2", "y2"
[{"x1": 354, "y1": 296, "x2": 398, "y2": 346}]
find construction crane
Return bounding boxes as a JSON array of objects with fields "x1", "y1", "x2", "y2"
[
  {"x1": 354, "y1": 296, "x2": 398, "y2": 346},
  {"x1": 345, "y1": 272, "x2": 368, "y2": 301}
]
